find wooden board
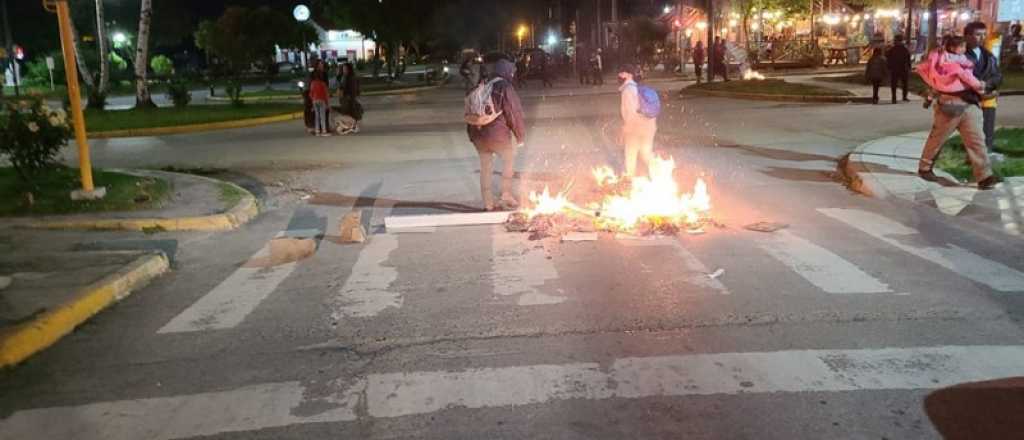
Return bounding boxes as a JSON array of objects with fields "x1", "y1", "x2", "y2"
[{"x1": 384, "y1": 211, "x2": 513, "y2": 230}]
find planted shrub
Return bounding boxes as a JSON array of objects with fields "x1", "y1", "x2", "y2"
[
  {"x1": 166, "y1": 77, "x2": 192, "y2": 107},
  {"x1": 0, "y1": 99, "x2": 72, "y2": 187}
]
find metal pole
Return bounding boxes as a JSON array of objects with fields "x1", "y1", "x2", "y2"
[
  {"x1": 55, "y1": 0, "x2": 95, "y2": 193},
  {"x1": 3, "y1": 0, "x2": 18, "y2": 96}
]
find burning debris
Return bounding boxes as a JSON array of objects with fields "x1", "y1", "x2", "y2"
[
  {"x1": 742, "y1": 68, "x2": 766, "y2": 81},
  {"x1": 505, "y1": 156, "x2": 715, "y2": 240}
]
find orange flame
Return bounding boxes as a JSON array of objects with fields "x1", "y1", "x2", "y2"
[{"x1": 598, "y1": 156, "x2": 710, "y2": 229}]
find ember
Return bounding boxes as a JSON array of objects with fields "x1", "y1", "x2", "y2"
[{"x1": 742, "y1": 68, "x2": 766, "y2": 80}]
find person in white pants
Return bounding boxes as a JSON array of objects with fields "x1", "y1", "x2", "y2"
[{"x1": 617, "y1": 64, "x2": 656, "y2": 178}]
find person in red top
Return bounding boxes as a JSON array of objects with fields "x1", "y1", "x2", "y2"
[{"x1": 309, "y1": 73, "x2": 330, "y2": 136}]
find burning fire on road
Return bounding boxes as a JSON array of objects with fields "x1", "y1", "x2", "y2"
[{"x1": 508, "y1": 155, "x2": 713, "y2": 239}]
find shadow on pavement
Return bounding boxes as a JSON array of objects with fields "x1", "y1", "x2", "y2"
[{"x1": 924, "y1": 376, "x2": 1024, "y2": 440}]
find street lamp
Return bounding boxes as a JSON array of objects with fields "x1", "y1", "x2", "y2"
[
  {"x1": 517, "y1": 25, "x2": 527, "y2": 48},
  {"x1": 293, "y1": 4, "x2": 310, "y2": 68},
  {"x1": 112, "y1": 32, "x2": 127, "y2": 45}
]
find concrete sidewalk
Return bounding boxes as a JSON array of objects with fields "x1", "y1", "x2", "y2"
[{"x1": 844, "y1": 131, "x2": 1024, "y2": 237}]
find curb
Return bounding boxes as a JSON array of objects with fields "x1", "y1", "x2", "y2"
[
  {"x1": 87, "y1": 111, "x2": 304, "y2": 139},
  {"x1": 0, "y1": 251, "x2": 169, "y2": 368},
  {"x1": 203, "y1": 84, "x2": 444, "y2": 103},
  {"x1": 19, "y1": 171, "x2": 260, "y2": 232},
  {"x1": 681, "y1": 87, "x2": 871, "y2": 103}
]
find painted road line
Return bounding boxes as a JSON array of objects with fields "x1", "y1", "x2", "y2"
[
  {"x1": 330, "y1": 233, "x2": 401, "y2": 319},
  {"x1": 757, "y1": 230, "x2": 892, "y2": 294},
  {"x1": 621, "y1": 237, "x2": 729, "y2": 295},
  {"x1": 491, "y1": 225, "x2": 566, "y2": 306},
  {"x1": 158, "y1": 231, "x2": 314, "y2": 333},
  {"x1": 7, "y1": 344, "x2": 1024, "y2": 439},
  {"x1": 819, "y1": 208, "x2": 1024, "y2": 292},
  {"x1": 0, "y1": 381, "x2": 360, "y2": 440}
]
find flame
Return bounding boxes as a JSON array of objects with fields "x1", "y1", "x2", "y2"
[
  {"x1": 521, "y1": 156, "x2": 711, "y2": 233},
  {"x1": 592, "y1": 166, "x2": 619, "y2": 186},
  {"x1": 742, "y1": 68, "x2": 766, "y2": 80},
  {"x1": 526, "y1": 186, "x2": 570, "y2": 216},
  {"x1": 597, "y1": 156, "x2": 710, "y2": 229}
]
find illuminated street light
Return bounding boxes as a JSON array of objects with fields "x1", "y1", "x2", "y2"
[
  {"x1": 112, "y1": 32, "x2": 127, "y2": 45},
  {"x1": 696, "y1": 21, "x2": 707, "y2": 30},
  {"x1": 959, "y1": 11, "x2": 971, "y2": 20},
  {"x1": 547, "y1": 33, "x2": 557, "y2": 46},
  {"x1": 664, "y1": 5, "x2": 671, "y2": 14},
  {"x1": 517, "y1": 25, "x2": 527, "y2": 48}
]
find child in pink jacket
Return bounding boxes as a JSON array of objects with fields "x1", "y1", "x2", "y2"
[{"x1": 918, "y1": 35, "x2": 986, "y2": 106}]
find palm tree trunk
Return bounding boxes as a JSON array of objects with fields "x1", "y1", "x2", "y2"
[
  {"x1": 95, "y1": 0, "x2": 109, "y2": 93},
  {"x1": 68, "y1": 18, "x2": 96, "y2": 90},
  {"x1": 134, "y1": 0, "x2": 155, "y2": 108}
]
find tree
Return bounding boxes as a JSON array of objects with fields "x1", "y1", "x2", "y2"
[
  {"x1": 134, "y1": 0, "x2": 155, "y2": 108},
  {"x1": 202, "y1": 7, "x2": 312, "y2": 75},
  {"x1": 150, "y1": 55, "x2": 173, "y2": 76},
  {"x1": 325, "y1": 0, "x2": 441, "y2": 78}
]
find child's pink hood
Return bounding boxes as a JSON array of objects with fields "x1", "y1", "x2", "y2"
[{"x1": 916, "y1": 49, "x2": 984, "y2": 94}]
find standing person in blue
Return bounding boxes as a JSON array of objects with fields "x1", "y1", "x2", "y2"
[
  {"x1": 617, "y1": 64, "x2": 659, "y2": 178},
  {"x1": 465, "y1": 57, "x2": 527, "y2": 211},
  {"x1": 963, "y1": 21, "x2": 1003, "y2": 154},
  {"x1": 886, "y1": 35, "x2": 912, "y2": 104}
]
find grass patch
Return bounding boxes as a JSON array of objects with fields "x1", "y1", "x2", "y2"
[
  {"x1": 85, "y1": 103, "x2": 302, "y2": 132},
  {"x1": 218, "y1": 182, "x2": 248, "y2": 208},
  {"x1": 937, "y1": 128, "x2": 1024, "y2": 180},
  {"x1": 0, "y1": 167, "x2": 170, "y2": 216},
  {"x1": 689, "y1": 79, "x2": 853, "y2": 96},
  {"x1": 815, "y1": 71, "x2": 1024, "y2": 95}
]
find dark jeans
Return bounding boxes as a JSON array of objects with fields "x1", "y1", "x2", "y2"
[
  {"x1": 694, "y1": 64, "x2": 702, "y2": 81},
  {"x1": 983, "y1": 107, "x2": 997, "y2": 150},
  {"x1": 890, "y1": 70, "x2": 909, "y2": 101},
  {"x1": 871, "y1": 81, "x2": 882, "y2": 102}
]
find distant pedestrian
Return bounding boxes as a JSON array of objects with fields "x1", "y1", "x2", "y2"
[
  {"x1": 309, "y1": 73, "x2": 330, "y2": 136},
  {"x1": 591, "y1": 49, "x2": 604, "y2": 85},
  {"x1": 692, "y1": 41, "x2": 705, "y2": 83},
  {"x1": 516, "y1": 55, "x2": 529, "y2": 89},
  {"x1": 578, "y1": 46, "x2": 592, "y2": 85},
  {"x1": 465, "y1": 58, "x2": 526, "y2": 211},
  {"x1": 617, "y1": 64, "x2": 659, "y2": 178},
  {"x1": 538, "y1": 53, "x2": 554, "y2": 88},
  {"x1": 712, "y1": 37, "x2": 729, "y2": 81},
  {"x1": 865, "y1": 48, "x2": 888, "y2": 105},
  {"x1": 886, "y1": 34, "x2": 912, "y2": 103},
  {"x1": 338, "y1": 62, "x2": 363, "y2": 134}
]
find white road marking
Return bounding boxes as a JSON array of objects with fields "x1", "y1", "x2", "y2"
[
  {"x1": 621, "y1": 237, "x2": 730, "y2": 295},
  {"x1": 819, "y1": 208, "x2": 1024, "y2": 292},
  {"x1": 757, "y1": 230, "x2": 892, "y2": 294},
  {"x1": 9, "y1": 345, "x2": 1024, "y2": 439},
  {"x1": 0, "y1": 381, "x2": 360, "y2": 440},
  {"x1": 330, "y1": 233, "x2": 401, "y2": 319},
  {"x1": 158, "y1": 231, "x2": 312, "y2": 333},
  {"x1": 490, "y1": 226, "x2": 566, "y2": 306}
]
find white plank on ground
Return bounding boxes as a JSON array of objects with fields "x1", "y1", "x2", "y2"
[{"x1": 385, "y1": 211, "x2": 512, "y2": 230}]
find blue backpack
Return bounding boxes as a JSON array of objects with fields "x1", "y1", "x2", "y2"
[{"x1": 636, "y1": 84, "x2": 661, "y2": 119}]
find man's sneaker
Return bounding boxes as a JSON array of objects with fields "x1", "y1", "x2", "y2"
[
  {"x1": 978, "y1": 175, "x2": 1003, "y2": 190},
  {"x1": 918, "y1": 170, "x2": 941, "y2": 182}
]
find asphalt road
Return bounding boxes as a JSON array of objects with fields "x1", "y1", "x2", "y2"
[{"x1": 2, "y1": 80, "x2": 1024, "y2": 439}]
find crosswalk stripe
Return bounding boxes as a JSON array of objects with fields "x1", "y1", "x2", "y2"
[
  {"x1": 756, "y1": 230, "x2": 892, "y2": 294},
  {"x1": 330, "y1": 233, "x2": 401, "y2": 319},
  {"x1": 491, "y1": 225, "x2": 566, "y2": 305},
  {"x1": 6, "y1": 345, "x2": 1024, "y2": 438},
  {"x1": 0, "y1": 381, "x2": 360, "y2": 440},
  {"x1": 819, "y1": 208, "x2": 1024, "y2": 292},
  {"x1": 158, "y1": 232, "x2": 310, "y2": 333},
  {"x1": 620, "y1": 237, "x2": 729, "y2": 295}
]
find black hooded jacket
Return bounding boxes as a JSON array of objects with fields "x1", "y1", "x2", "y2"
[{"x1": 467, "y1": 59, "x2": 526, "y2": 148}]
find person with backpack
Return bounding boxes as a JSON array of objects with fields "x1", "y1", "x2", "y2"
[
  {"x1": 865, "y1": 48, "x2": 888, "y2": 105},
  {"x1": 617, "y1": 64, "x2": 659, "y2": 178},
  {"x1": 465, "y1": 58, "x2": 527, "y2": 211}
]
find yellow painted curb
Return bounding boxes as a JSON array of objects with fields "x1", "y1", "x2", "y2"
[
  {"x1": 22, "y1": 175, "x2": 260, "y2": 232},
  {"x1": 87, "y1": 111, "x2": 304, "y2": 139},
  {"x1": 0, "y1": 252, "x2": 169, "y2": 368}
]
